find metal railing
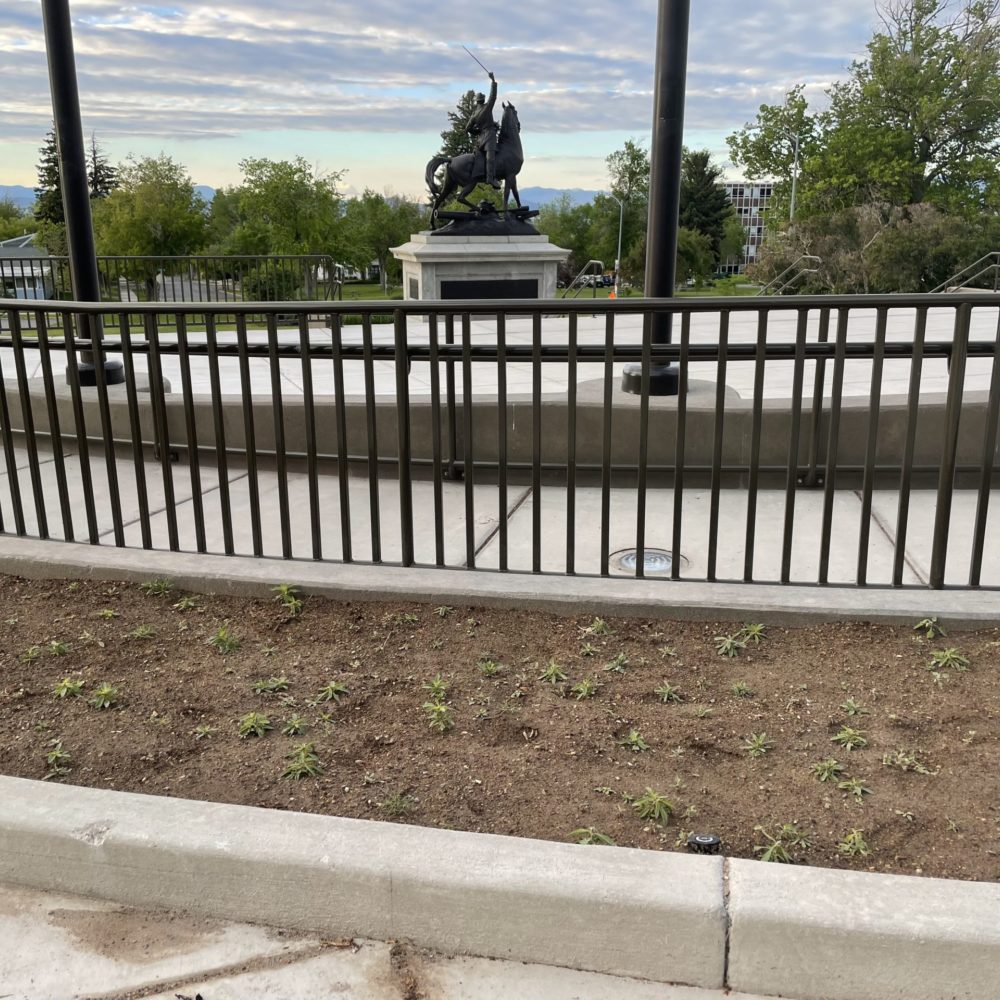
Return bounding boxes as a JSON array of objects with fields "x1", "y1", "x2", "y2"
[
  {"x1": 562, "y1": 260, "x2": 605, "y2": 298},
  {"x1": 757, "y1": 255, "x2": 822, "y2": 295},
  {"x1": 0, "y1": 254, "x2": 340, "y2": 330},
  {"x1": 0, "y1": 292, "x2": 998, "y2": 589},
  {"x1": 931, "y1": 252, "x2": 1000, "y2": 294}
]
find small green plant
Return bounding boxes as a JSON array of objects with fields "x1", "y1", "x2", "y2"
[
  {"x1": 731, "y1": 681, "x2": 754, "y2": 699},
  {"x1": 882, "y1": 749, "x2": 932, "y2": 774},
  {"x1": 571, "y1": 827, "x2": 616, "y2": 846},
  {"x1": 237, "y1": 712, "x2": 272, "y2": 738},
  {"x1": 695, "y1": 706, "x2": 714, "y2": 718},
  {"x1": 251, "y1": 676, "x2": 290, "y2": 694},
  {"x1": 655, "y1": 681, "x2": 683, "y2": 703},
  {"x1": 43, "y1": 740, "x2": 72, "y2": 779},
  {"x1": 192, "y1": 725, "x2": 218, "y2": 740},
  {"x1": 434, "y1": 605, "x2": 454, "y2": 617},
  {"x1": 382, "y1": 792, "x2": 416, "y2": 817},
  {"x1": 130, "y1": 624, "x2": 155, "y2": 640},
  {"x1": 811, "y1": 758, "x2": 846, "y2": 783},
  {"x1": 838, "y1": 777, "x2": 873, "y2": 801},
  {"x1": 272, "y1": 583, "x2": 303, "y2": 616},
  {"x1": 424, "y1": 700, "x2": 454, "y2": 733},
  {"x1": 929, "y1": 648, "x2": 969, "y2": 671},
  {"x1": 839, "y1": 698, "x2": 869, "y2": 717},
  {"x1": 282, "y1": 742, "x2": 322, "y2": 779},
  {"x1": 47, "y1": 639, "x2": 71, "y2": 656},
  {"x1": 539, "y1": 660, "x2": 567, "y2": 683},
  {"x1": 580, "y1": 641, "x2": 598, "y2": 657},
  {"x1": 172, "y1": 595, "x2": 200, "y2": 611},
  {"x1": 618, "y1": 729, "x2": 650, "y2": 752},
  {"x1": 658, "y1": 645, "x2": 677, "y2": 658},
  {"x1": 914, "y1": 617, "x2": 945, "y2": 639},
  {"x1": 477, "y1": 657, "x2": 502, "y2": 677},
  {"x1": 282, "y1": 715, "x2": 307, "y2": 736},
  {"x1": 19, "y1": 645, "x2": 41, "y2": 664},
  {"x1": 632, "y1": 788, "x2": 675, "y2": 824},
  {"x1": 207, "y1": 625, "x2": 240, "y2": 654},
  {"x1": 715, "y1": 634, "x2": 746, "y2": 658},
  {"x1": 89, "y1": 683, "x2": 119, "y2": 710},
  {"x1": 832, "y1": 726, "x2": 868, "y2": 751},
  {"x1": 582, "y1": 617, "x2": 614, "y2": 636},
  {"x1": 422, "y1": 675, "x2": 450, "y2": 700},
  {"x1": 395, "y1": 611, "x2": 419, "y2": 625},
  {"x1": 753, "y1": 823, "x2": 810, "y2": 863},
  {"x1": 140, "y1": 579, "x2": 173, "y2": 597},
  {"x1": 603, "y1": 652, "x2": 629, "y2": 674},
  {"x1": 97, "y1": 608, "x2": 120, "y2": 620},
  {"x1": 570, "y1": 677, "x2": 599, "y2": 700},
  {"x1": 738, "y1": 623, "x2": 767, "y2": 645},
  {"x1": 744, "y1": 733, "x2": 774, "y2": 759},
  {"x1": 53, "y1": 677, "x2": 85, "y2": 699},
  {"x1": 315, "y1": 680, "x2": 349, "y2": 704},
  {"x1": 837, "y1": 828, "x2": 872, "y2": 857}
]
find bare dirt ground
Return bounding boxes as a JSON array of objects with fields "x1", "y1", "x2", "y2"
[{"x1": 1, "y1": 573, "x2": 997, "y2": 881}]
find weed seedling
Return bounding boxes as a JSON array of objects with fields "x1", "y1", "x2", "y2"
[
  {"x1": 237, "y1": 712, "x2": 272, "y2": 738},
  {"x1": 753, "y1": 823, "x2": 810, "y2": 863},
  {"x1": 929, "y1": 648, "x2": 969, "y2": 671},
  {"x1": 882, "y1": 749, "x2": 932, "y2": 774},
  {"x1": 434, "y1": 606, "x2": 454, "y2": 617},
  {"x1": 580, "y1": 642, "x2": 598, "y2": 657},
  {"x1": 658, "y1": 645, "x2": 678, "y2": 658},
  {"x1": 571, "y1": 827, "x2": 615, "y2": 846},
  {"x1": 424, "y1": 701, "x2": 454, "y2": 733},
  {"x1": 477, "y1": 658, "x2": 502, "y2": 678},
  {"x1": 140, "y1": 579, "x2": 173, "y2": 597},
  {"x1": 581, "y1": 617, "x2": 614, "y2": 637},
  {"x1": 570, "y1": 678, "x2": 599, "y2": 700},
  {"x1": 43, "y1": 740, "x2": 72, "y2": 779},
  {"x1": 207, "y1": 625, "x2": 240, "y2": 654},
  {"x1": 715, "y1": 634, "x2": 746, "y2": 658},
  {"x1": 53, "y1": 677, "x2": 85, "y2": 699},
  {"x1": 172, "y1": 596, "x2": 200, "y2": 611},
  {"x1": 738, "y1": 623, "x2": 767, "y2": 645},
  {"x1": 130, "y1": 625, "x2": 155, "y2": 640},
  {"x1": 19, "y1": 646, "x2": 41, "y2": 664},
  {"x1": 251, "y1": 676, "x2": 291, "y2": 695},
  {"x1": 97, "y1": 609, "x2": 120, "y2": 620},
  {"x1": 192, "y1": 725, "x2": 218, "y2": 740},
  {"x1": 695, "y1": 706, "x2": 714, "y2": 718},
  {"x1": 731, "y1": 681, "x2": 754, "y2": 699},
  {"x1": 539, "y1": 660, "x2": 567, "y2": 683},
  {"x1": 603, "y1": 652, "x2": 629, "y2": 674},
  {"x1": 272, "y1": 583, "x2": 303, "y2": 616},
  {"x1": 422, "y1": 675, "x2": 450, "y2": 701},
  {"x1": 282, "y1": 742, "x2": 322, "y2": 779},
  {"x1": 89, "y1": 683, "x2": 119, "y2": 710},
  {"x1": 832, "y1": 726, "x2": 868, "y2": 751},
  {"x1": 282, "y1": 715, "x2": 307, "y2": 736},
  {"x1": 914, "y1": 617, "x2": 945, "y2": 639},
  {"x1": 811, "y1": 758, "x2": 845, "y2": 783},
  {"x1": 618, "y1": 729, "x2": 650, "y2": 752},
  {"x1": 632, "y1": 788, "x2": 675, "y2": 824},
  {"x1": 744, "y1": 733, "x2": 774, "y2": 759},
  {"x1": 315, "y1": 681, "x2": 349, "y2": 704},
  {"x1": 838, "y1": 777, "x2": 872, "y2": 801},
  {"x1": 837, "y1": 829, "x2": 872, "y2": 857},
  {"x1": 655, "y1": 682, "x2": 683, "y2": 704},
  {"x1": 839, "y1": 698, "x2": 869, "y2": 717},
  {"x1": 382, "y1": 792, "x2": 416, "y2": 817},
  {"x1": 47, "y1": 640, "x2": 71, "y2": 656}
]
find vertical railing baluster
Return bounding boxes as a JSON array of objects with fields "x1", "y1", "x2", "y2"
[
  {"x1": 599, "y1": 313, "x2": 615, "y2": 575},
  {"x1": 707, "y1": 310, "x2": 729, "y2": 582},
  {"x1": 394, "y1": 309, "x2": 414, "y2": 567},
  {"x1": 428, "y1": 314, "x2": 445, "y2": 567},
  {"x1": 462, "y1": 313, "x2": 476, "y2": 568},
  {"x1": 176, "y1": 313, "x2": 206, "y2": 552},
  {"x1": 145, "y1": 312, "x2": 177, "y2": 550},
  {"x1": 856, "y1": 307, "x2": 887, "y2": 586},
  {"x1": 743, "y1": 309, "x2": 769, "y2": 582},
  {"x1": 565, "y1": 313, "x2": 577, "y2": 575},
  {"x1": 204, "y1": 314, "x2": 234, "y2": 555},
  {"x1": 929, "y1": 303, "x2": 971, "y2": 589},
  {"x1": 531, "y1": 311, "x2": 542, "y2": 574},
  {"x1": 803, "y1": 307, "x2": 831, "y2": 486},
  {"x1": 62, "y1": 311, "x2": 97, "y2": 543},
  {"x1": 299, "y1": 312, "x2": 322, "y2": 560},
  {"x1": 235, "y1": 312, "x2": 263, "y2": 556},
  {"x1": 969, "y1": 313, "x2": 1000, "y2": 587},
  {"x1": 818, "y1": 308, "x2": 849, "y2": 584},
  {"x1": 497, "y1": 311, "x2": 509, "y2": 573},
  {"x1": 35, "y1": 311, "x2": 74, "y2": 540},
  {"x1": 635, "y1": 312, "x2": 652, "y2": 579},
  {"x1": 330, "y1": 313, "x2": 352, "y2": 562},
  {"x1": 0, "y1": 312, "x2": 27, "y2": 535},
  {"x1": 445, "y1": 313, "x2": 459, "y2": 481},
  {"x1": 670, "y1": 312, "x2": 690, "y2": 581},
  {"x1": 9, "y1": 309, "x2": 48, "y2": 538},
  {"x1": 780, "y1": 307, "x2": 809, "y2": 583},
  {"x1": 361, "y1": 313, "x2": 382, "y2": 563},
  {"x1": 266, "y1": 312, "x2": 292, "y2": 558}
]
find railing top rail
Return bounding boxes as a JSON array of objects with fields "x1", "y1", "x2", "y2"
[
  {"x1": 0, "y1": 253, "x2": 335, "y2": 262},
  {"x1": 4, "y1": 291, "x2": 1000, "y2": 316}
]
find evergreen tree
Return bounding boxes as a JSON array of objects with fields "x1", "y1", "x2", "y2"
[
  {"x1": 87, "y1": 132, "x2": 117, "y2": 200},
  {"x1": 34, "y1": 127, "x2": 64, "y2": 225},
  {"x1": 439, "y1": 90, "x2": 478, "y2": 157},
  {"x1": 679, "y1": 149, "x2": 735, "y2": 263}
]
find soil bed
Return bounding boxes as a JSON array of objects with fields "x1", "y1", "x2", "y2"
[{"x1": 1, "y1": 574, "x2": 998, "y2": 882}]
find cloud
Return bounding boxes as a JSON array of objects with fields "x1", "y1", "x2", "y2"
[{"x1": 1, "y1": 0, "x2": 880, "y2": 181}]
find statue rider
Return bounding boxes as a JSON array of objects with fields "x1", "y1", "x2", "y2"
[{"x1": 465, "y1": 72, "x2": 502, "y2": 190}]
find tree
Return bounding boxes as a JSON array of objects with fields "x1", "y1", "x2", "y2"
[
  {"x1": 87, "y1": 133, "x2": 117, "y2": 200},
  {"x1": 719, "y1": 214, "x2": 748, "y2": 269},
  {"x1": 618, "y1": 227, "x2": 714, "y2": 291},
  {"x1": 439, "y1": 90, "x2": 478, "y2": 157},
  {"x1": 606, "y1": 139, "x2": 650, "y2": 204},
  {"x1": 536, "y1": 194, "x2": 597, "y2": 278},
  {"x1": 679, "y1": 149, "x2": 736, "y2": 262},
  {"x1": 34, "y1": 127, "x2": 63, "y2": 226},
  {"x1": 341, "y1": 190, "x2": 427, "y2": 291},
  {"x1": 0, "y1": 198, "x2": 32, "y2": 241}
]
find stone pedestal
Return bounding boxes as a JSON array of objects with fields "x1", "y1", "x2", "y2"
[{"x1": 391, "y1": 233, "x2": 570, "y2": 301}]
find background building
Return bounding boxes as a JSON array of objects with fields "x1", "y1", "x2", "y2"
[{"x1": 721, "y1": 181, "x2": 775, "y2": 275}]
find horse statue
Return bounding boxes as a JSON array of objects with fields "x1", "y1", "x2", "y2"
[{"x1": 425, "y1": 102, "x2": 524, "y2": 228}]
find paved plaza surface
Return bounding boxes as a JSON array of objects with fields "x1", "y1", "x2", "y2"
[{"x1": 0, "y1": 882, "x2": 781, "y2": 1000}]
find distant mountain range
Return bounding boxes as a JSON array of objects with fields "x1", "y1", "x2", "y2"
[{"x1": 0, "y1": 186, "x2": 37, "y2": 210}]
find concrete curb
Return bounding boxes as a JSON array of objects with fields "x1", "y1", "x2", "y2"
[
  {"x1": 0, "y1": 535, "x2": 998, "y2": 628},
  {"x1": 2, "y1": 778, "x2": 999, "y2": 1000},
  {"x1": 0, "y1": 777, "x2": 726, "y2": 989}
]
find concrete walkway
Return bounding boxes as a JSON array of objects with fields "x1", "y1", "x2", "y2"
[{"x1": 1, "y1": 882, "x2": 779, "y2": 1000}]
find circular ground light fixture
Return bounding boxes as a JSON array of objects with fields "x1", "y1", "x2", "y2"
[
  {"x1": 609, "y1": 547, "x2": 674, "y2": 576},
  {"x1": 686, "y1": 833, "x2": 722, "y2": 855}
]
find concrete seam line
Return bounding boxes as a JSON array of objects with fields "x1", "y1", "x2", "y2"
[
  {"x1": 721, "y1": 855, "x2": 732, "y2": 990},
  {"x1": 0, "y1": 536, "x2": 998, "y2": 628},
  {"x1": 0, "y1": 777, "x2": 728, "y2": 989}
]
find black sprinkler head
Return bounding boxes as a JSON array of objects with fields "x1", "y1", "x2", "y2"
[{"x1": 686, "y1": 832, "x2": 722, "y2": 855}]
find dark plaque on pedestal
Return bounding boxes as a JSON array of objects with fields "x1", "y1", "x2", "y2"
[{"x1": 441, "y1": 278, "x2": 538, "y2": 299}]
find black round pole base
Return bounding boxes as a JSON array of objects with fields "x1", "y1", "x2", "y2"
[
  {"x1": 620, "y1": 362, "x2": 679, "y2": 396},
  {"x1": 67, "y1": 359, "x2": 126, "y2": 387}
]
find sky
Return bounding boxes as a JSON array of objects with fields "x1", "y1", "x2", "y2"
[{"x1": 0, "y1": 0, "x2": 882, "y2": 199}]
